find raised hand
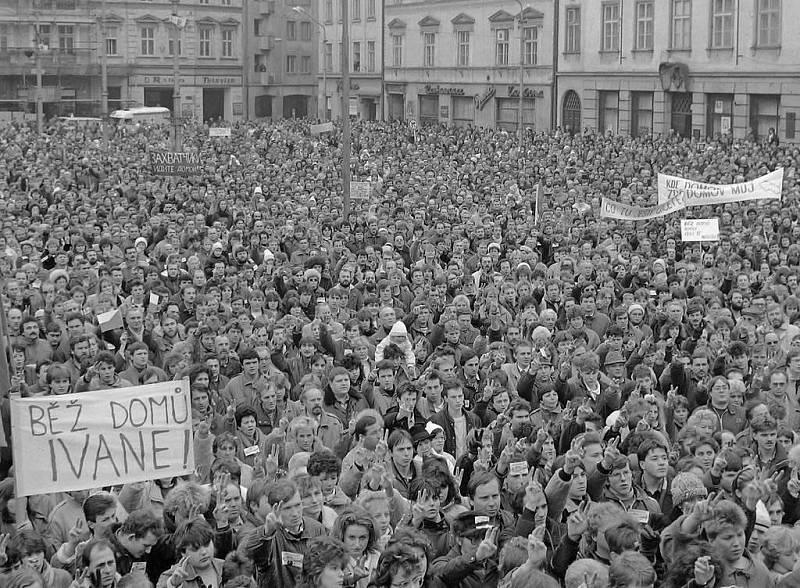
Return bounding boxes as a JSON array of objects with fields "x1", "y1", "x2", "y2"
[
  {"x1": 169, "y1": 556, "x2": 193, "y2": 587},
  {"x1": 264, "y1": 444, "x2": 280, "y2": 478},
  {"x1": 566, "y1": 501, "x2": 589, "y2": 541},
  {"x1": 475, "y1": 527, "x2": 499, "y2": 561},
  {"x1": 68, "y1": 518, "x2": 89, "y2": 545},
  {"x1": 693, "y1": 556, "x2": 715, "y2": 587},
  {"x1": 265, "y1": 500, "x2": 284, "y2": 533},
  {"x1": 213, "y1": 486, "x2": 229, "y2": 527},
  {"x1": 601, "y1": 437, "x2": 621, "y2": 468}
]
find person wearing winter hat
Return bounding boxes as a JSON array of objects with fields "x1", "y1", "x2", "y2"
[
  {"x1": 374, "y1": 321, "x2": 415, "y2": 377},
  {"x1": 670, "y1": 472, "x2": 708, "y2": 512}
]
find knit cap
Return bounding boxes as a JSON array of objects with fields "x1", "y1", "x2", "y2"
[{"x1": 670, "y1": 472, "x2": 708, "y2": 506}]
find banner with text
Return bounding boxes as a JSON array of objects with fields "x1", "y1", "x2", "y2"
[
  {"x1": 310, "y1": 122, "x2": 334, "y2": 135},
  {"x1": 657, "y1": 168, "x2": 783, "y2": 206},
  {"x1": 150, "y1": 152, "x2": 203, "y2": 177},
  {"x1": 600, "y1": 195, "x2": 685, "y2": 220},
  {"x1": 11, "y1": 380, "x2": 195, "y2": 496}
]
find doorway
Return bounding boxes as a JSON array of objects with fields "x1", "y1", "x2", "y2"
[
  {"x1": 203, "y1": 88, "x2": 225, "y2": 122},
  {"x1": 562, "y1": 90, "x2": 581, "y2": 134}
]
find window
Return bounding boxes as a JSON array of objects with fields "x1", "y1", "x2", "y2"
[
  {"x1": 325, "y1": 0, "x2": 333, "y2": 23},
  {"x1": 286, "y1": 54, "x2": 296, "y2": 73},
  {"x1": 140, "y1": 26, "x2": 154, "y2": 55},
  {"x1": 756, "y1": 0, "x2": 781, "y2": 47},
  {"x1": 367, "y1": 40, "x2": 375, "y2": 71},
  {"x1": 496, "y1": 98, "x2": 534, "y2": 130},
  {"x1": 352, "y1": 0, "x2": 360, "y2": 21},
  {"x1": 301, "y1": 22, "x2": 311, "y2": 41},
  {"x1": 705, "y1": 93, "x2": 733, "y2": 136},
  {"x1": 0, "y1": 25, "x2": 7, "y2": 52},
  {"x1": 222, "y1": 0, "x2": 231, "y2": 4},
  {"x1": 523, "y1": 26, "x2": 538, "y2": 65},
  {"x1": 352, "y1": 41, "x2": 360, "y2": 71},
  {"x1": 598, "y1": 90, "x2": 619, "y2": 132},
  {"x1": 105, "y1": 27, "x2": 118, "y2": 55},
  {"x1": 457, "y1": 30, "x2": 470, "y2": 66},
  {"x1": 200, "y1": 0, "x2": 208, "y2": 4},
  {"x1": 286, "y1": 21, "x2": 296, "y2": 40},
  {"x1": 565, "y1": 7, "x2": 580, "y2": 53},
  {"x1": 635, "y1": 1, "x2": 654, "y2": 50},
  {"x1": 671, "y1": 0, "x2": 691, "y2": 50},
  {"x1": 168, "y1": 38, "x2": 182, "y2": 56},
  {"x1": 602, "y1": 3, "x2": 620, "y2": 52},
  {"x1": 750, "y1": 94, "x2": 780, "y2": 139},
  {"x1": 670, "y1": 92, "x2": 693, "y2": 137},
  {"x1": 324, "y1": 42, "x2": 332, "y2": 71},
  {"x1": 711, "y1": 0, "x2": 733, "y2": 48},
  {"x1": 495, "y1": 28, "x2": 509, "y2": 65},
  {"x1": 301, "y1": 55, "x2": 311, "y2": 73},
  {"x1": 367, "y1": 0, "x2": 376, "y2": 20},
  {"x1": 36, "y1": 24, "x2": 51, "y2": 49},
  {"x1": 631, "y1": 92, "x2": 653, "y2": 137},
  {"x1": 199, "y1": 27, "x2": 212, "y2": 57},
  {"x1": 57, "y1": 25, "x2": 74, "y2": 53},
  {"x1": 392, "y1": 34, "x2": 403, "y2": 66},
  {"x1": 221, "y1": 29, "x2": 233, "y2": 57},
  {"x1": 423, "y1": 32, "x2": 435, "y2": 67}
]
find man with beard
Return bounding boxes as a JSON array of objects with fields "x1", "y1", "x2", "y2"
[
  {"x1": 767, "y1": 302, "x2": 800, "y2": 353},
  {"x1": 292, "y1": 387, "x2": 343, "y2": 452},
  {"x1": 337, "y1": 265, "x2": 362, "y2": 312},
  {"x1": 65, "y1": 334, "x2": 93, "y2": 387}
]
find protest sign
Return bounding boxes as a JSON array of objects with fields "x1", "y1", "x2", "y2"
[
  {"x1": 600, "y1": 194, "x2": 685, "y2": 220},
  {"x1": 351, "y1": 182, "x2": 372, "y2": 200},
  {"x1": 11, "y1": 380, "x2": 195, "y2": 496},
  {"x1": 310, "y1": 122, "x2": 334, "y2": 135},
  {"x1": 209, "y1": 128, "x2": 231, "y2": 137},
  {"x1": 657, "y1": 168, "x2": 783, "y2": 206},
  {"x1": 681, "y1": 219, "x2": 720, "y2": 242},
  {"x1": 150, "y1": 152, "x2": 203, "y2": 177}
]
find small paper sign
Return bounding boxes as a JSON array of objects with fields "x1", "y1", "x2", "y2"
[
  {"x1": 680, "y1": 219, "x2": 720, "y2": 242},
  {"x1": 149, "y1": 292, "x2": 160, "y2": 306},
  {"x1": 509, "y1": 461, "x2": 529, "y2": 476}
]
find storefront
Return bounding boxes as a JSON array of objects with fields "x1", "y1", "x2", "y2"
[
  {"x1": 408, "y1": 82, "x2": 549, "y2": 130},
  {"x1": 129, "y1": 73, "x2": 244, "y2": 122}
]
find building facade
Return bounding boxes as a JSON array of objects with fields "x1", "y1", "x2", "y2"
[
  {"x1": 558, "y1": 0, "x2": 800, "y2": 143},
  {"x1": 0, "y1": 0, "x2": 245, "y2": 122},
  {"x1": 318, "y1": 0, "x2": 383, "y2": 120},
  {"x1": 382, "y1": 0, "x2": 555, "y2": 130},
  {"x1": 244, "y1": 0, "x2": 319, "y2": 119}
]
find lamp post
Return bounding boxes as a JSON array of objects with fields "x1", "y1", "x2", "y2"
[
  {"x1": 292, "y1": 6, "x2": 328, "y2": 120},
  {"x1": 515, "y1": 0, "x2": 526, "y2": 146},
  {"x1": 170, "y1": 0, "x2": 184, "y2": 151}
]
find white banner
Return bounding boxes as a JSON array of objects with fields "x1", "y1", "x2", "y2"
[
  {"x1": 681, "y1": 219, "x2": 720, "y2": 242},
  {"x1": 657, "y1": 168, "x2": 783, "y2": 206},
  {"x1": 11, "y1": 380, "x2": 195, "y2": 496},
  {"x1": 350, "y1": 181, "x2": 372, "y2": 200},
  {"x1": 310, "y1": 122, "x2": 334, "y2": 135},
  {"x1": 600, "y1": 195, "x2": 685, "y2": 220},
  {"x1": 209, "y1": 128, "x2": 231, "y2": 137}
]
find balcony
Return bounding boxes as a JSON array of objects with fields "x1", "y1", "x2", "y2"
[
  {"x1": 253, "y1": 71, "x2": 277, "y2": 85},
  {"x1": 0, "y1": 47, "x2": 100, "y2": 76},
  {"x1": 256, "y1": 35, "x2": 275, "y2": 52}
]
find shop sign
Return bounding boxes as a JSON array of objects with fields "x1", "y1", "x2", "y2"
[
  {"x1": 423, "y1": 84, "x2": 465, "y2": 96},
  {"x1": 507, "y1": 86, "x2": 544, "y2": 99}
]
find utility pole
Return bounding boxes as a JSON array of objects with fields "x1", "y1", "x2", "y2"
[
  {"x1": 34, "y1": 13, "x2": 44, "y2": 135},
  {"x1": 515, "y1": 0, "x2": 525, "y2": 146},
  {"x1": 100, "y1": 0, "x2": 109, "y2": 149},
  {"x1": 341, "y1": 0, "x2": 351, "y2": 217},
  {"x1": 171, "y1": 0, "x2": 182, "y2": 151}
]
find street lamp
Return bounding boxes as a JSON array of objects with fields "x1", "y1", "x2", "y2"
[
  {"x1": 293, "y1": 5, "x2": 328, "y2": 120},
  {"x1": 514, "y1": 0, "x2": 528, "y2": 146}
]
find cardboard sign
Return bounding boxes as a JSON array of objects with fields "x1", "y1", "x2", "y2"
[
  {"x1": 150, "y1": 152, "x2": 203, "y2": 177},
  {"x1": 681, "y1": 219, "x2": 720, "y2": 242},
  {"x1": 10, "y1": 380, "x2": 195, "y2": 496},
  {"x1": 209, "y1": 127, "x2": 231, "y2": 137},
  {"x1": 350, "y1": 181, "x2": 372, "y2": 201}
]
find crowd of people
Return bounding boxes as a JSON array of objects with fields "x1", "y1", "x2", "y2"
[{"x1": 0, "y1": 114, "x2": 797, "y2": 588}]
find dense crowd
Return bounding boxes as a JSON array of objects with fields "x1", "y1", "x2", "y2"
[{"x1": 0, "y1": 115, "x2": 798, "y2": 588}]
